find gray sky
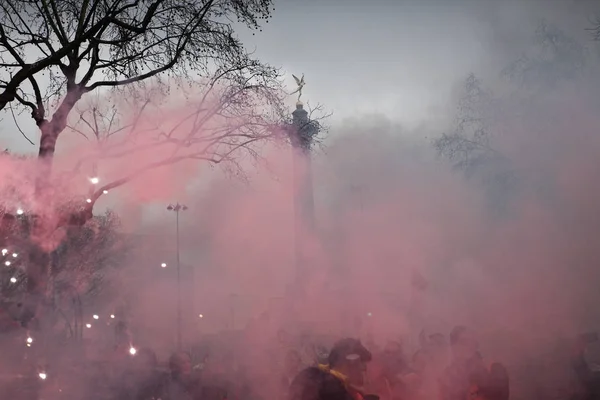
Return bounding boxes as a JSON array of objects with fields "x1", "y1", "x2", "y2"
[
  {"x1": 0, "y1": 0, "x2": 597, "y2": 151},
  {"x1": 238, "y1": 0, "x2": 598, "y2": 126}
]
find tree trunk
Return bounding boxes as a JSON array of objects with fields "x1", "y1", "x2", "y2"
[{"x1": 27, "y1": 91, "x2": 81, "y2": 327}]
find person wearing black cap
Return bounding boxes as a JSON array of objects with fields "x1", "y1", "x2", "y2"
[{"x1": 288, "y1": 338, "x2": 377, "y2": 400}]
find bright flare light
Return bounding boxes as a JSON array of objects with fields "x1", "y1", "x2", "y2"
[
  {"x1": 110, "y1": 314, "x2": 115, "y2": 319},
  {"x1": 16, "y1": 208, "x2": 23, "y2": 215},
  {"x1": 90, "y1": 177, "x2": 99, "y2": 184},
  {"x1": 12, "y1": 253, "x2": 17, "y2": 258},
  {"x1": 199, "y1": 314, "x2": 204, "y2": 319},
  {"x1": 27, "y1": 337, "x2": 33, "y2": 344},
  {"x1": 5, "y1": 261, "x2": 10, "y2": 266},
  {"x1": 1, "y1": 249, "x2": 7, "y2": 256},
  {"x1": 86, "y1": 198, "x2": 92, "y2": 203},
  {"x1": 10, "y1": 277, "x2": 17, "y2": 283},
  {"x1": 38, "y1": 372, "x2": 47, "y2": 380},
  {"x1": 161, "y1": 263, "x2": 167, "y2": 268},
  {"x1": 103, "y1": 190, "x2": 108, "y2": 194},
  {"x1": 93, "y1": 314, "x2": 99, "y2": 320},
  {"x1": 86, "y1": 324, "x2": 91, "y2": 328},
  {"x1": 129, "y1": 347, "x2": 137, "y2": 355}
]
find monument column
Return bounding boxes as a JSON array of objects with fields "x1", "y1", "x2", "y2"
[{"x1": 287, "y1": 74, "x2": 320, "y2": 300}]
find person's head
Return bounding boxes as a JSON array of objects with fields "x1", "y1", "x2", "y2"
[
  {"x1": 412, "y1": 349, "x2": 429, "y2": 373},
  {"x1": 328, "y1": 338, "x2": 372, "y2": 386},
  {"x1": 169, "y1": 351, "x2": 192, "y2": 379},
  {"x1": 450, "y1": 326, "x2": 479, "y2": 361},
  {"x1": 485, "y1": 363, "x2": 509, "y2": 400},
  {"x1": 382, "y1": 340, "x2": 408, "y2": 374},
  {"x1": 383, "y1": 340, "x2": 402, "y2": 354},
  {"x1": 427, "y1": 333, "x2": 448, "y2": 363},
  {"x1": 429, "y1": 333, "x2": 446, "y2": 348},
  {"x1": 284, "y1": 350, "x2": 302, "y2": 375}
]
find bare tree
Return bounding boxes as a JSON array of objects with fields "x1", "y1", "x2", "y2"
[
  {"x1": 66, "y1": 65, "x2": 287, "y2": 199},
  {"x1": 505, "y1": 20, "x2": 586, "y2": 89},
  {"x1": 433, "y1": 73, "x2": 498, "y2": 174},
  {"x1": 0, "y1": 0, "x2": 286, "y2": 321},
  {"x1": 433, "y1": 73, "x2": 518, "y2": 214}
]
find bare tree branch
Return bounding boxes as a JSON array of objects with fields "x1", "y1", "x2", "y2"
[
  {"x1": 0, "y1": 0, "x2": 285, "y2": 324},
  {"x1": 8, "y1": 102, "x2": 34, "y2": 145}
]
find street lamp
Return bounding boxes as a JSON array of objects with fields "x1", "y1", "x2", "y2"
[{"x1": 167, "y1": 202, "x2": 188, "y2": 350}]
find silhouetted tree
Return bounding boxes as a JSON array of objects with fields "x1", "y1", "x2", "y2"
[
  {"x1": 503, "y1": 20, "x2": 587, "y2": 89},
  {"x1": 0, "y1": 203, "x2": 129, "y2": 338},
  {"x1": 433, "y1": 73, "x2": 517, "y2": 214},
  {"x1": 0, "y1": 0, "x2": 286, "y2": 322},
  {"x1": 434, "y1": 21, "x2": 589, "y2": 212},
  {"x1": 433, "y1": 73, "x2": 498, "y2": 176}
]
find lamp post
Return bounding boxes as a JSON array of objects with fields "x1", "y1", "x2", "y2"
[{"x1": 167, "y1": 202, "x2": 188, "y2": 350}]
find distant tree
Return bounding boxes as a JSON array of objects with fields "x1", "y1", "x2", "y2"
[
  {"x1": 0, "y1": 205, "x2": 129, "y2": 339},
  {"x1": 433, "y1": 73, "x2": 498, "y2": 176},
  {"x1": 433, "y1": 73, "x2": 517, "y2": 213},
  {"x1": 503, "y1": 20, "x2": 587, "y2": 89},
  {"x1": 435, "y1": 21, "x2": 594, "y2": 213},
  {"x1": 0, "y1": 0, "x2": 289, "y2": 323},
  {"x1": 51, "y1": 210, "x2": 130, "y2": 339}
]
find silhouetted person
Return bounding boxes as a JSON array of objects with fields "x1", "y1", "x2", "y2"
[
  {"x1": 127, "y1": 347, "x2": 166, "y2": 400},
  {"x1": 289, "y1": 337, "x2": 374, "y2": 400},
  {"x1": 439, "y1": 326, "x2": 487, "y2": 400},
  {"x1": 486, "y1": 363, "x2": 509, "y2": 400},
  {"x1": 572, "y1": 333, "x2": 600, "y2": 400},
  {"x1": 371, "y1": 341, "x2": 417, "y2": 400},
  {"x1": 167, "y1": 351, "x2": 201, "y2": 400},
  {"x1": 281, "y1": 349, "x2": 303, "y2": 393},
  {"x1": 466, "y1": 362, "x2": 509, "y2": 400},
  {"x1": 412, "y1": 333, "x2": 448, "y2": 400}
]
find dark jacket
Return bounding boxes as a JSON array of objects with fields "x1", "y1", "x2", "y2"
[
  {"x1": 573, "y1": 353, "x2": 600, "y2": 400},
  {"x1": 439, "y1": 354, "x2": 487, "y2": 400},
  {"x1": 289, "y1": 367, "x2": 356, "y2": 400}
]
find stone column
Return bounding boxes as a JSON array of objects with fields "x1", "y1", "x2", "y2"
[{"x1": 288, "y1": 101, "x2": 319, "y2": 301}]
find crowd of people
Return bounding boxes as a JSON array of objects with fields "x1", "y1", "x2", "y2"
[
  {"x1": 286, "y1": 326, "x2": 509, "y2": 400},
  {"x1": 3, "y1": 321, "x2": 600, "y2": 400}
]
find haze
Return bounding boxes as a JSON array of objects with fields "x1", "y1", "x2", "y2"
[{"x1": 1, "y1": 1, "x2": 600, "y2": 399}]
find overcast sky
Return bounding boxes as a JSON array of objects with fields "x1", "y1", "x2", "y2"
[
  {"x1": 240, "y1": 0, "x2": 597, "y2": 125},
  {"x1": 0, "y1": 0, "x2": 597, "y2": 152}
]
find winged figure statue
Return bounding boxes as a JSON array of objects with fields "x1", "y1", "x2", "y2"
[{"x1": 290, "y1": 73, "x2": 305, "y2": 102}]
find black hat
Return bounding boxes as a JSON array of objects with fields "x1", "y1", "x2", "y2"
[{"x1": 328, "y1": 338, "x2": 372, "y2": 367}]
